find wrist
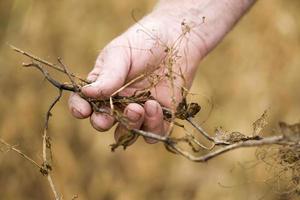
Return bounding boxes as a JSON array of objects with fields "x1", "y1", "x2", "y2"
[
  {"x1": 152, "y1": 0, "x2": 256, "y2": 57},
  {"x1": 155, "y1": 0, "x2": 255, "y2": 14}
]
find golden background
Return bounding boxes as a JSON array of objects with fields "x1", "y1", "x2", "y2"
[{"x1": 0, "y1": 0, "x2": 300, "y2": 199}]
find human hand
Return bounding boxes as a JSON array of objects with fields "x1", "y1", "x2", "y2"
[{"x1": 68, "y1": 0, "x2": 255, "y2": 144}]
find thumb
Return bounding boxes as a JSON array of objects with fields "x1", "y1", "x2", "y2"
[{"x1": 82, "y1": 39, "x2": 131, "y2": 98}]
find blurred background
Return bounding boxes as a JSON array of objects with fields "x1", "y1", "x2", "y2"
[{"x1": 0, "y1": 0, "x2": 300, "y2": 199}]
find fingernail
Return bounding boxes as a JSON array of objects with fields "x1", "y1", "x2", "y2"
[
  {"x1": 83, "y1": 82, "x2": 97, "y2": 89},
  {"x1": 126, "y1": 109, "x2": 141, "y2": 121},
  {"x1": 82, "y1": 85, "x2": 91, "y2": 89},
  {"x1": 72, "y1": 108, "x2": 83, "y2": 118},
  {"x1": 87, "y1": 75, "x2": 97, "y2": 83},
  {"x1": 86, "y1": 79, "x2": 94, "y2": 84},
  {"x1": 145, "y1": 101, "x2": 158, "y2": 117}
]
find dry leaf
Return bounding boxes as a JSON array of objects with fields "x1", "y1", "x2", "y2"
[
  {"x1": 279, "y1": 122, "x2": 300, "y2": 142},
  {"x1": 252, "y1": 110, "x2": 268, "y2": 136},
  {"x1": 215, "y1": 127, "x2": 248, "y2": 143}
]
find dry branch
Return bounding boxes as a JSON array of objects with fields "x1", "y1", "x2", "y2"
[
  {"x1": 5, "y1": 21, "x2": 300, "y2": 198},
  {"x1": 0, "y1": 139, "x2": 41, "y2": 169},
  {"x1": 9, "y1": 46, "x2": 300, "y2": 163},
  {"x1": 41, "y1": 89, "x2": 63, "y2": 200}
]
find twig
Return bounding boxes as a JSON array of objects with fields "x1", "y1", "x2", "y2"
[
  {"x1": 13, "y1": 46, "x2": 298, "y2": 166},
  {"x1": 109, "y1": 74, "x2": 145, "y2": 114},
  {"x1": 1, "y1": 138, "x2": 60, "y2": 200},
  {"x1": 0, "y1": 138, "x2": 41, "y2": 169},
  {"x1": 10, "y1": 44, "x2": 88, "y2": 84},
  {"x1": 42, "y1": 89, "x2": 63, "y2": 200},
  {"x1": 186, "y1": 117, "x2": 229, "y2": 145},
  {"x1": 6, "y1": 17, "x2": 300, "y2": 199},
  {"x1": 186, "y1": 117, "x2": 214, "y2": 141},
  {"x1": 132, "y1": 129, "x2": 290, "y2": 162},
  {"x1": 172, "y1": 135, "x2": 287, "y2": 162},
  {"x1": 57, "y1": 57, "x2": 78, "y2": 91},
  {"x1": 23, "y1": 62, "x2": 76, "y2": 92},
  {"x1": 132, "y1": 129, "x2": 169, "y2": 142},
  {"x1": 47, "y1": 175, "x2": 60, "y2": 200}
]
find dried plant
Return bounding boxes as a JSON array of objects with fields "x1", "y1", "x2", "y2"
[{"x1": 1, "y1": 20, "x2": 300, "y2": 199}]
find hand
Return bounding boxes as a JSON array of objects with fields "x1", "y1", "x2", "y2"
[{"x1": 68, "y1": 0, "x2": 255, "y2": 144}]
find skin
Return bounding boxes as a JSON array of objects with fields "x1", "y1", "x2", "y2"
[{"x1": 68, "y1": 0, "x2": 256, "y2": 144}]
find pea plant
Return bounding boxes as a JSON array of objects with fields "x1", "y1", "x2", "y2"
[{"x1": 1, "y1": 19, "x2": 300, "y2": 199}]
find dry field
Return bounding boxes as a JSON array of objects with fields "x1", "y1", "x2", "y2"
[{"x1": 0, "y1": 0, "x2": 300, "y2": 199}]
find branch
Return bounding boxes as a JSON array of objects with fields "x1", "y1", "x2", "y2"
[
  {"x1": 172, "y1": 135, "x2": 287, "y2": 162},
  {"x1": 10, "y1": 44, "x2": 88, "y2": 84},
  {"x1": 10, "y1": 45, "x2": 300, "y2": 199},
  {"x1": 41, "y1": 89, "x2": 63, "y2": 200},
  {"x1": 23, "y1": 62, "x2": 76, "y2": 92},
  {"x1": 186, "y1": 117, "x2": 221, "y2": 143},
  {"x1": 132, "y1": 128, "x2": 296, "y2": 163},
  {"x1": 0, "y1": 138, "x2": 42, "y2": 169}
]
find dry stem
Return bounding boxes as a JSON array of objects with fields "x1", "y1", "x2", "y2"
[
  {"x1": 6, "y1": 20, "x2": 300, "y2": 198},
  {"x1": 0, "y1": 138, "x2": 42, "y2": 169},
  {"x1": 41, "y1": 89, "x2": 63, "y2": 200},
  {"x1": 10, "y1": 45, "x2": 300, "y2": 164}
]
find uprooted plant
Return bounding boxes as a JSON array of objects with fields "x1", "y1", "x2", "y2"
[{"x1": 1, "y1": 20, "x2": 300, "y2": 199}]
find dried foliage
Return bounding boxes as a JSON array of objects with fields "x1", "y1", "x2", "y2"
[
  {"x1": 2, "y1": 20, "x2": 300, "y2": 199},
  {"x1": 256, "y1": 122, "x2": 300, "y2": 198}
]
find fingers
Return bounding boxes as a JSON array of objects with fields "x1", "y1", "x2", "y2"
[
  {"x1": 142, "y1": 100, "x2": 165, "y2": 144},
  {"x1": 70, "y1": 38, "x2": 131, "y2": 132},
  {"x1": 82, "y1": 38, "x2": 131, "y2": 99},
  {"x1": 68, "y1": 93, "x2": 92, "y2": 119},
  {"x1": 114, "y1": 100, "x2": 166, "y2": 146},
  {"x1": 90, "y1": 111, "x2": 115, "y2": 132},
  {"x1": 114, "y1": 103, "x2": 145, "y2": 145}
]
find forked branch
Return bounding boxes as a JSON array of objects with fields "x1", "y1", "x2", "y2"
[{"x1": 5, "y1": 40, "x2": 300, "y2": 199}]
